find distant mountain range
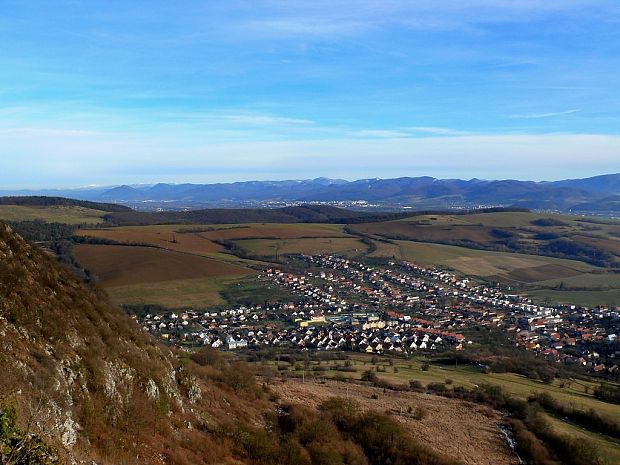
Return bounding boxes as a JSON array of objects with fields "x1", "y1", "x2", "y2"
[{"x1": 3, "y1": 173, "x2": 620, "y2": 213}]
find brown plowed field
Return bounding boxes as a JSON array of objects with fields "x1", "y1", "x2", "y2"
[
  {"x1": 76, "y1": 228, "x2": 225, "y2": 254},
  {"x1": 275, "y1": 378, "x2": 519, "y2": 465},
  {"x1": 74, "y1": 244, "x2": 251, "y2": 287},
  {"x1": 202, "y1": 223, "x2": 349, "y2": 240},
  {"x1": 353, "y1": 222, "x2": 497, "y2": 243}
]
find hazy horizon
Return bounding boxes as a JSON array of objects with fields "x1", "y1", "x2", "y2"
[{"x1": 2, "y1": 171, "x2": 620, "y2": 192}]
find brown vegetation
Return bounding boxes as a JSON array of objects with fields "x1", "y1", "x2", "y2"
[
  {"x1": 76, "y1": 227, "x2": 226, "y2": 254},
  {"x1": 274, "y1": 378, "x2": 519, "y2": 465},
  {"x1": 0, "y1": 224, "x2": 268, "y2": 464},
  {"x1": 73, "y1": 244, "x2": 251, "y2": 286}
]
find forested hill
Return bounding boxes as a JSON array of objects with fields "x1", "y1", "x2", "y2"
[
  {"x1": 104, "y1": 204, "x2": 528, "y2": 226},
  {"x1": 105, "y1": 204, "x2": 400, "y2": 225},
  {"x1": 0, "y1": 195, "x2": 132, "y2": 212}
]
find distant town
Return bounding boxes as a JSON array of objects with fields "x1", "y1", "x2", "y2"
[{"x1": 135, "y1": 254, "x2": 619, "y2": 376}]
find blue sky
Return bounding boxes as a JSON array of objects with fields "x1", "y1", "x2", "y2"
[{"x1": 1, "y1": 0, "x2": 620, "y2": 187}]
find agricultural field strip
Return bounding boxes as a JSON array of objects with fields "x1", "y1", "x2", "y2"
[
  {"x1": 73, "y1": 244, "x2": 252, "y2": 286},
  {"x1": 544, "y1": 414, "x2": 620, "y2": 463},
  {"x1": 77, "y1": 223, "x2": 357, "y2": 263},
  {"x1": 389, "y1": 240, "x2": 620, "y2": 305},
  {"x1": 76, "y1": 228, "x2": 261, "y2": 268}
]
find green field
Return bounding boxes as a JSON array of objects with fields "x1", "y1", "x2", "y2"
[
  {"x1": 396, "y1": 240, "x2": 595, "y2": 276},
  {"x1": 528, "y1": 288, "x2": 620, "y2": 307},
  {"x1": 74, "y1": 244, "x2": 255, "y2": 307},
  {"x1": 233, "y1": 237, "x2": 367, "y2": 257},
  {"x1": 368, "y1": 239, "x2": 620, "y2": 306},
  {"x1": 0, "y1": 205, "x2": 106, "y2": 224},
  {"x1": 273, "y1": 354, "x2": 620, "y2": 418},
  {"x1": 352, "y1": 210, "x2": 620, "y2": 267},
  {"x1": 105, "y1": 276, "x2": 245, "y2": 307},
  {"x1": 545, "y1": 414, "x2": 620, "y2": 464},
  {"x1": 73, "y1": 214, "x2": 620, "y2": 307}
]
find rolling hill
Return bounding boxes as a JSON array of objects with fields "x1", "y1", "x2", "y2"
[{"x1": 103, "y1": 204, "x2": 409, "y2": 226}]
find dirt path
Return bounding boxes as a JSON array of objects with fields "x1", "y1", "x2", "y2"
[{"x1": 274, "y1": 378, "x2": 519, "y2": 465}]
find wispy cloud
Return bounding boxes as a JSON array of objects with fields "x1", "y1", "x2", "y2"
[
  {"x1": 241, "y1": 18, "x2": 371, "y2": 39},
  {"x1": 352, "y1": 127, "x2": 471, "y2": 138},
  {"x1": 221, "y1": 113, "x2": 315, "y2": 126},
  {"x1": 2, "y1": 1, "x2": 620, "y2": 188},
  {"x1": 509, "y1": 109, "x2": 582, "y2": 119},
  {"x1": 0, "y1": 127, "x2": 101, "y2": 137},
  {"x1": 407, "y1": 127, "x2": 472, "y2": 136},
  {"x1": 352, "y1": 129, "x2": 412, "y2": 138}
]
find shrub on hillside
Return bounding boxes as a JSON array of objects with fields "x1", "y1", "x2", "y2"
[{"x1": 0, "y1": 406, "x2": 59, "y2": 465}]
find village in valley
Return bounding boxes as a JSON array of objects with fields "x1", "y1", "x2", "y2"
[{"x1": 135, "y1": 254, "x2": 619, "y2": 376}]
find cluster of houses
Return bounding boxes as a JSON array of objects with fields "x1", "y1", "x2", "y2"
[
  {"x1": 134, "y1": 253, "x2": 619, "y2": 375},
  {"x1": 136, "y1": 306, "x2": 465, "y2": 353},
  {"x1": 299, "y1": 255, "x2": 618, "y2": 374}
]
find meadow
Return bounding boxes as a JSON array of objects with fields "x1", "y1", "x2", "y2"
[
  {"x1": 233, "y1": 237, "x2": 366, "y2": 257},
  {"x1": 74, "y1": 213, "x2": 620, "y2": 307}
]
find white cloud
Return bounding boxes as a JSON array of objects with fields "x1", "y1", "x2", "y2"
[
  {"x1": 509, "y1": 109, "x2": 582, "y2": 119},
  {"x1": 351, "y1": 127, "x2": 471, "y2": 138},
  {"x1": 351, "y1": 129, "x2": 412, "y2": 138},
  {"x1": 407, "y1": 127, "x2": 472, "y2": 136},
  {"x1": 221, "y1": 113, "x2": 315, "y2": 126}
]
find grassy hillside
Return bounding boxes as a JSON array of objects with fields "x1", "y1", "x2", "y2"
[
  {"x1": 9, "y1": 200, "x2": 619, "y2": 307},
  {"x1": 0, "y1": 223, "x2": 270, "y2": 464},
  {"x1": 350, "y1": 211, "x2": 620, "y2": 268},
  {"x1": 393, "y1": 241, "x2": 620, "y2": 306},
  {"x1": 233, "y1": 237, "x2": 366, "y2": 258},
  {"x1": 0, "y1": 204, "x2": 107, "y2": 224},
  {"x1": 0, "y1": 196, "x2": 133, "y2": 225},
  {"x1": 71, "y1": 211, "x2": 620, "y2": 307},
  {"x1": 349, "y1": 210, "x2": 620, "y2": 305}
]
